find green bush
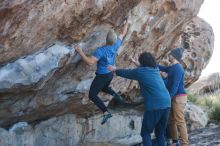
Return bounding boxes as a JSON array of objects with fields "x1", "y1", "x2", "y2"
[
  {"x1": 204, "y1": 98, "x2": 214, "y2": 108},
  {"x1": 187, "y1": 92, "x2": 220, "y2": 123},
  {"x1": 210, "y1": 104, "x2": 220, "y2": 122},
  {"x1": 188, "y1": 94, "x2": 197, "y2": 103}
]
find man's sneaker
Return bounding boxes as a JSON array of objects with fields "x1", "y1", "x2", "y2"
[
  {"x1": 101, "y1": 112, "x2": 112, "y2": 125},
  {"x1": 171, "y1": 142, "x2": 181, "y2": 146},
  {"x1": 166, "y1": 139, "x2": 172, "y2": 146}
]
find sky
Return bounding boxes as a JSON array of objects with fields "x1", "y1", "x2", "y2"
[{"x1": 198, "y1": 0, "x2": 220, "y2": 76}]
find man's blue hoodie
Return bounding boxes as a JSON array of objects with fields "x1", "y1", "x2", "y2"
[{"x1": 116, "y1": 67, "x2": 171, "y2": 111}]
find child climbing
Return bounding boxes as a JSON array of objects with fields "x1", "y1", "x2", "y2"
[
  {"x1": 108, "y1": 52, "x2": 171, "y2": 146},
  {"x1": 74, "y1": 13, "x2": 130, "y2": 125}
]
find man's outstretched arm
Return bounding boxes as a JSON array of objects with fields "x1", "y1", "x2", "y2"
[
  {"x1": 119, "y1": 12, "x2": 131, "y2": 40},
  {"x1": 108, "y1": 65, "x2": 139, "y2": 81},
  {"x1": 74, "y1": 45, "x2": 97, "y2": 66}
]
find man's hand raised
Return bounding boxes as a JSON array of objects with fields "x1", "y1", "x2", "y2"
[{"x1": 73, "y1": 44, "x2": 82, "y2": 53}]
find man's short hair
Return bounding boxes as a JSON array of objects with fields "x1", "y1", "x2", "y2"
[
  {"x1": 106, "y1": 29, "x2": 117, "y2": 45},
  {"x1": 139, "y1": 52, "x2": 157, "y2": 68}
]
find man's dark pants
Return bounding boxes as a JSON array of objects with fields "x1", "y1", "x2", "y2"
[
  {"x1": 141, "y1": 108, "x2": 170, "y2": 146},
  {"x1": 89, "y1": 72, "x2": 118, "y2": 113}
]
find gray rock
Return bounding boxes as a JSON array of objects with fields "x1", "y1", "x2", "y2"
[
  {"x1": 76, "y1": 78, "x2": 93, "y2": 93},
  {"x1": 0, "y1": 110, "x2": 143, "y2": 146},
  {"x1": 84, "y1": 111, "x2": 142, "y2": 145},
  {"x1": 185, "y1": 102, "x2": 209, "y2": 131},
  {"x1": 189, "y1": 124, "x2": 220, "y2": 146},
  {"x1": 0, "y1": 0, "x2": 214, "y2": 128},
  {"x1": 0, "y1": 43, "x2": 73, "y2": 91},
  {"x1": 9, "y1": 121, "x2": 29, "y2": 134}
]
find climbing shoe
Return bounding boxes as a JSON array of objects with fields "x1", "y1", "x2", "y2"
[
  {"x1": 101, "y1": 112, "x2": 112, "y2": 125},
  {"x1": 166, "y1": 139, "x2": 172, "y2": 146},
  {"x1": 171, "y1": 142, "x2": 181, "y2": 146}
]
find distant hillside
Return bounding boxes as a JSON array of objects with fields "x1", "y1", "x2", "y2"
[{"x1": 187, "y1": 73, "x2": 220, "y2": 95}]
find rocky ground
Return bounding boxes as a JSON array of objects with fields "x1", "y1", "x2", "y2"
[{"x1": 189, "y1": 124, "x2": 220, "y2": 146}]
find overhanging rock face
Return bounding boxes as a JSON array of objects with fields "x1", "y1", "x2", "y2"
[
  {"x1": 0, "y1": 0, "x2": 214, "y2": 129},
  {"x1": 0, "y1": 43, "x2": 73, "y2": 91}
]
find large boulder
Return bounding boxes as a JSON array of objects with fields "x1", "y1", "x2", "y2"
[
  {"x1": 0, "y1": 0, "x2": 214, "y2": 132},
  {"x1": 185, "y1": 102, "x2": 209, "y2": 131},
  {"x1": 0, "y1": 110, "x2": 144, "y2": 146},
  {"x1": 0, "y1": 103, "x2": 211, "y2": 146}
]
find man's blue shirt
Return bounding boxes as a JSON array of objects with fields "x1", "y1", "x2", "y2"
[
  {"x1": 158, "y1": 64, "x2": 186, "y2": 98},
  {"x1": 116, "y1": 67, "x2": 171, "y2": 111},
  {"x1": 92, "y1": 38, "x2": 122, "y2": 74}
]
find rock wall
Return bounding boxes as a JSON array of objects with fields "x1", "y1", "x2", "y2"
[
  {"x1": 0, "y1": 104, "x2": 209, "y2": 146},
  {"x1": 0, "y1": 110, "x2": 143, "y2": 146},
  {"x1": 0, "y1": 0, "x2": 214, "y2": 142}
]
